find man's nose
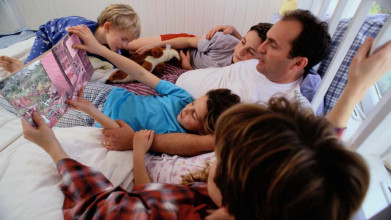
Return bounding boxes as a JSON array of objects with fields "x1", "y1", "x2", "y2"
[{"x1": 258, "y1": 42, "x2": 267, "y2": 54}]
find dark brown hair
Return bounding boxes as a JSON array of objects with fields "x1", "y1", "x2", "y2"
[
  {"x1": 250, "y1": 22, "x2": 273, "y2": 42},
  {"x1": 282, "y1": 9, "x2": 331, "y2": 74},
  {"x1": 200, "y1": 89, "x2": 240, "y2": 135},
  {"x1": 213, "y1": 97, "x2": 369, "y2": 220}
]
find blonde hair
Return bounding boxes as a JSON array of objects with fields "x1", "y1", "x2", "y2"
[{"x1": 97, "y1": 4, "x2": 141, "y2": 39}]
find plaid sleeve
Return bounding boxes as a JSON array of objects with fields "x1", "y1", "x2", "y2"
[
  {"x1": 57, "y1": 159, "x2": 150, "y2": 219},
  {"x1": 57, "y1": 159, "x2": 210, "y2": 219}
]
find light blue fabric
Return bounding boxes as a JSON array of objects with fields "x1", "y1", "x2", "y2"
[{"x1": 100, "y1": 80, "x2": 193, "y2": 134}]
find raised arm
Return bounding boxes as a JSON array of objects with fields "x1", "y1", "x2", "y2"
[
  {"x1": 326, "y1": 37, "x2": 391, "y2": 128},
  {"x1": 135, "y1": 36, "x2": 201, "y2": 55},
  {"x1": 68, "y1": 25, "x2": 160, "y2": 90}
]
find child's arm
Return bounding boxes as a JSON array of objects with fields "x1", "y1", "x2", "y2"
[
  {"x1": 66, "y1": 89, "x2": 119, "y2": 129},
  {"x1": 133, "y1": 130, "x2": 154, "y2": 186},
  {"x1": 326, "y1": 37, "x2": 391, "y2": 128},
  {"x1": 135, "y1": 36, "x2": 201, "y2": 55},
  {"x1": 67, "y1": 25, "x2": 160, "y2": 90}
]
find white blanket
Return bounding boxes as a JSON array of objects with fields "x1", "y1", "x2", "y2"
[{"x1": 0, "y1": 107, "x2": 134, "y2": 220}]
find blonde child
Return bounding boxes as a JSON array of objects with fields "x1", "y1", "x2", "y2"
[{"x1": 0, "y1": 4, "x2": 140, "y2": 73}]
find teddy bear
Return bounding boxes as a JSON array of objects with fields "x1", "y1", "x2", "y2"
[{"x1": 108, "y1": 46, "x2": 180, "y2": 83}]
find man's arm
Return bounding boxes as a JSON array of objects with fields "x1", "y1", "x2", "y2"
[
  {"x1": 151, "y1": 133, "x2": 215, "y2": 156},
  {"x1": 102, "y1": 121, "x2": 214, "y2": 156}
]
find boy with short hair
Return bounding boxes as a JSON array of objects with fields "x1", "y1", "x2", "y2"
[{"x1": 0, "y1": 4, "x2": 140, "y2": 73}]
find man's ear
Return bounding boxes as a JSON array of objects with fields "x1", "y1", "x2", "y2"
[
  {"x1": 291, "y1": 57, "x2": 308, "y2": 71},
  {"x1": 103, "y1": 21, "x2": 111, "y2": 31}
]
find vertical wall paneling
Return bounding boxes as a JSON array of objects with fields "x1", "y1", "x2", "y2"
[
  {"x1": 146, "y1": 0, "x2": 158, "y2": 36},
  {"x1": 184, "y1": 0, "x2": 196, "y2": 34},
  {"x1": 267, "y1": 0, "x2": 285, "y2": 22},
  {"x1": 232, "y1": 0, "x2": 247, "y2": 34},
  {"x1": 174, "y1": 0, "x2": 185, "y2": 33},
  {"x1": 242, "y1": 0, "x2": 260, "y2": 35},
  {"x1": 223, "y1": 0, "x2": 237, "y2": 27},
  {"x1": 156, "y1": 0, "x2": 167, "y2": 35},
  {"x1": 213, "y1": 0, "x2": 227, "y2": 28},
  {"x1": 202, "y1": 0, "x2": 216, "y2": 34},
  {"x1": 138, "y1": 0, "x2": 150, "y2": 37},
  {"x1": 255, "y1": 0, "x2": 273, "y2": 24},
  {"x1": 193, "y1": 0, "x2": 205, "y2": 35},
  {"x1": 165, "y1": 0, "x2": 176, "y2": 34}
]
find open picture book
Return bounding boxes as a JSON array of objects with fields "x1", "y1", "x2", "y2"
[{"x1": 0, "y1": 34, "x2": 94, "y2": 127}]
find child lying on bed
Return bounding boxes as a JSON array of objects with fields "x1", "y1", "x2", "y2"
[
  {"x1": 21, "y1": 37, "x2": 391, "y2": 219},
  {"x1": 0, "y1": 4, "x2": 140, "y2": 73},
  {"x1": 129, "y1": 23, "x2": 272, "y2": 70},
  {"x1": 63, "y1": 25, "x2": 240, "y2": 136}
]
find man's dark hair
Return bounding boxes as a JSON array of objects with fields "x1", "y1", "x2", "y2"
[
  {"x1": 249, "y1": 23, "x2": 273, "y2": 42},
  {"x1": 282, "y1": 9, "x2": 331, "y2": 73}
]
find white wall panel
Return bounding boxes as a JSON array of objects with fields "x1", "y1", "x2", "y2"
[{"x1": 9, "y1": 0, "x2": 286, "y2": 36}]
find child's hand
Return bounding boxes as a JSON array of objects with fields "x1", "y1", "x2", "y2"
[
  {"x1": 135, "y1": 42, "x2": 160, "y2": 55},
  {"x1": 66, "y1": 88, "x2": 95, "y2": 113},
  {"x1": 206, "y1": 25, "x2": 236, "y2": 40},
  {"x1": 179, "y1": 50, "x2": 193, "y2": 70},
  {"x1": 67, "y1": 25, "x2": 106, "y2": 55},
  {"x1": 133, "y1": 130, "x2": 154, "y2": 155}
]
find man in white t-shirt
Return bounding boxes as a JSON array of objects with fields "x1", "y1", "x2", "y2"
[{"x1": 102, "y1": 9, "x2": 331, "y2": 155}]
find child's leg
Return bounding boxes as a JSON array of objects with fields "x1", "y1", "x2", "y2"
[{"x1": 24, "y1": 30, "x2": 52, "y2": 64}]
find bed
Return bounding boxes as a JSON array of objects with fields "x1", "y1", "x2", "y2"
[{"x1": 1, "y1": 2, "x2": 391, "y2": 219}]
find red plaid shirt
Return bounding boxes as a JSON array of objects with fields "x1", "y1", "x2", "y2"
[{"x1": 58, "y1": 159, "x2": 216, "y2": 220}]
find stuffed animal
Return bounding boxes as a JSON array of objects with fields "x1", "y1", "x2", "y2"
[{"x1": 108, "y1": 46, "x2": 180, "y2": 83}]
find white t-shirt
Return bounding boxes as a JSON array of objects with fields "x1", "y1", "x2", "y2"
[{"x1": 176, "y1": 59, "x2": 304, "y2": 104}]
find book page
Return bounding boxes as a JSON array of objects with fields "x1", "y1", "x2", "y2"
[{"x1": 0, "y1": 34, "x2": 94, "y2": 127}]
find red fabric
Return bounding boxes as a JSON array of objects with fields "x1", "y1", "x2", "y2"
[
  {"x1": 115, "y1": 64, "x2": 188, "y2": 95},
  {"x1": 58, "y1": 158, "x2": 216, "y2": 220},
  {"x1": 161, "y1": 33, "x2": 196, "y2": 41}
]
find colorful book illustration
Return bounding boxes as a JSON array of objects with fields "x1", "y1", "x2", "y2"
[{"x1": 0, "y1": 34, "x2": 94, "y2": 127}]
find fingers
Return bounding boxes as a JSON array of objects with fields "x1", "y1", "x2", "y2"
[
  {"x1": 31, "y1": 112, "x2": 47, "y2": 127},
  {"x1": 354, "y1": 37, "x2": 373, "y2": 62}
]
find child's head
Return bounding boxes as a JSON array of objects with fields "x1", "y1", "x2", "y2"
[
  {"x1": 177, "y1": 89, "x2": 240, "y2": 134},
  {"x1": 209, "y1": 97, "x2": 369, "y2": 220},
  {"x1": 97, "y1": 4, "x2": 141, "y2": 51},
  {"x1": 232, "y1": 23, "x2": 272, "y2": 63}
]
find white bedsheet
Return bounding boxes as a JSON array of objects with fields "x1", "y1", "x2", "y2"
[{"x1": 0, "y1": 107, "x2": 134, "y2": 220}]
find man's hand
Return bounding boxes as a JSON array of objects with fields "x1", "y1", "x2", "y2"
[{"x1": 102, "y1": 119, "x2": 135, "y2": 150}]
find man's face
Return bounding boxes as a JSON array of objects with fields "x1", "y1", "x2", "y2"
[{"x1": 256, "y1": 20, "x2": 303, "y2": 83}]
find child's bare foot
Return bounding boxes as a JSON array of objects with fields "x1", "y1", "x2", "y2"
[{"x1": 0, "y1": 56, "x2": 23, "y2": 73}]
